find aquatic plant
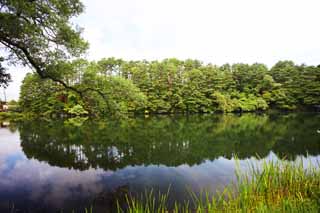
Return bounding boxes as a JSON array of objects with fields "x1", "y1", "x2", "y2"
[{"x1": 117, "y1": 159, "x2": 320, "y2": 212}]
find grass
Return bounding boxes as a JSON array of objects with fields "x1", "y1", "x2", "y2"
[{"x1": 116, "y1": 159, "x2": 320, "y2": 212}]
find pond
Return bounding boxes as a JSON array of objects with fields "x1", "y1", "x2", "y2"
[{"x1": 0, "y1": 113, "x2": 319, "y2": 212}]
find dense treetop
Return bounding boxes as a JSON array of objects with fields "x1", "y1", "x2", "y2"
[
  {"x1": 18, "y1": 58, "x2": 320, "y2": 116},
  {"x1": 0, "y1": 0, "x2": 87, "y2": 90}
]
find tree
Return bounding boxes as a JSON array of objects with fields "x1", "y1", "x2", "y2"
[
  {"x1": 270, "y1": 61, "x2": 297, "y2": 83},
  {"x1": 0, "y1": 57, "x2": 11, "y2": 88},
  {"x1": 19, "y1": 73, "x2": 66, "y2": 116},
  {"x1": 19, "y1": 62, "x2": 147, "y2": 117},
  {"x1": 17, "y1": 57, "x2": 320, "y2": 116},
  {"x1": 0, "y1": 0, "x2": 88, "y2": 91},
  {"x1": 297, "y1": 65, "x2": 320, "y2": 107}
]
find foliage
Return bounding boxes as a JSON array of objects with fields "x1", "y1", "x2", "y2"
[
  {"x1": 19, "y1": 73, "x2": 66, "y2": 116},
  {"x1": 0, "y1": 0, "x2": 87, "y2": 70},
  {"x1": 0, "y1": 0, "x2": 90, "y2": 98},
  {"x1": 0, "y1": 57, "x2": 11, "y2": 88},
  {"x1": 117, "y1": 160, "x2": 320, "y2": 212},
  {"x1": 64, "y1": 116, "x2": 88, "y2": 126},
  {"x1": 0, "y1": 111, "x2": 23, "y2": 121},
  {"x1": 18, "y1": 58, "x2": 320, "y2": 116},
  {"x1": 65, "y1": 104, "x2": 88, "y2": 116}
]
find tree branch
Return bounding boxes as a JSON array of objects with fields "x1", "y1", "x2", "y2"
[{"x1": 0, "y1": 36, "x2": 112, "y2": 114}]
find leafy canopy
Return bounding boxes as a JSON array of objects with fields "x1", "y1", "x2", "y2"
[{"x1": 0, "y1": 0, "x2": 88, "y2": 88}]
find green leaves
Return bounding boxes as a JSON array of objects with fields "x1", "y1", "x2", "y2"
[
  {"x1": 0, "y1": 57, "x2": 11, "y2": 88},
  {"x1": 0, "y1": 0, "x2": 88, "y2": 83},
  {"x1": 18, "y1": 57, "x2": 320, "y2": 116},
  {"x1": 65, "y1": 104, "x2": 88, "y2": 116}
]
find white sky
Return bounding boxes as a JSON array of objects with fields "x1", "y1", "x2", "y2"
[{"x1": 3, "y1": 0, "x2": 320, "y2": 100}]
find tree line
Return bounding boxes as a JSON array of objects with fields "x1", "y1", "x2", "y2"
[{"x1": 19, "y1": 58, "x2": 320, "y2": 116}]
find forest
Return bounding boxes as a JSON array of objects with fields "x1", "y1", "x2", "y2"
[
  {"x1": 0, "y1": 1, "x2": 319, "y2": 117},
  {"x1": 18, "y1": 58, "x2": 320, "y2": 117}
]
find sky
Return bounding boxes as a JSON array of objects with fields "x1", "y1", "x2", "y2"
[{"x1": 3, "y1": 0, "x2": 320, "y2": 100}]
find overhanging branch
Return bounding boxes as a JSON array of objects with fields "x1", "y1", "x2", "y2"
[{"x1": 0, "y1": 36, "x2": 112, "y2": 113}]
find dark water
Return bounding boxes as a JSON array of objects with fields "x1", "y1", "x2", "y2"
[{"x1": 0, "y1": 113, "x2": 319, "y2": 212}]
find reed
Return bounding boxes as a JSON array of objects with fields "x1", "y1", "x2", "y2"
[{"x1": 117, "y1": 159, "x2": 320, "y2": 212}]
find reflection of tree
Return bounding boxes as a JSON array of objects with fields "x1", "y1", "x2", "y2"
[
  {"x1": 18, "y1": 113, "x2": 320, "y2": 171},
  {"x1": 270, "y1": 114, "x2": 320, "y2": 157}
]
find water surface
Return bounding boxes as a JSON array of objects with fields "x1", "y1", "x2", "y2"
[{"x1": 0, "y1": 113, "x2": 319, "y2": 212}]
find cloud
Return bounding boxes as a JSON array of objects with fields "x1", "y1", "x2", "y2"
[{"x1": 76, "y1": 0, "x2": 320, "y2": 65}]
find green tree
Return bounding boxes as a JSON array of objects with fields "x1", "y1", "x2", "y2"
[
  {"x1": 18, "y1": 57, "x2": 320, "y2": 116},
  {"x1": 297, "y1": 65, "x2": 320, "y2": 107},
  {"x1": 270, "y1": 61, "x2": 297, "y2": 84},
  {"x1": 269, "y1": 61, "x2": 299, "y2": 109},
  {"x1": 0, "y1": 57, "x2": 11, "y2": 88},
  {"x1": 0, "y1": 0, "x2": 88, "y2": 91},
  {"x1": 19, "y1": 73, "x2": 66, "y2": 116}
]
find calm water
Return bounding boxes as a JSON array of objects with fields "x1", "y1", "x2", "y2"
[{"x1": 0, "y1": 113, "x2": 319, "y2": 212}]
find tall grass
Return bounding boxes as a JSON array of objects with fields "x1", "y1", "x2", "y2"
[{"x1": 117, "y1": 159, "x2": 320, "y2": 212}]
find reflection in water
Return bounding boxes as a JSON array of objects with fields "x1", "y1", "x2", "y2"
[
  {"x1": 0, "y1": 121, "x2": 10, "y2": 128},
  {"x1": 19, "y1": 113, "x2": 320, "y2": 170},
  {"x1": 0, "y1": 113, "x2": 319, "y2": 212}
]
